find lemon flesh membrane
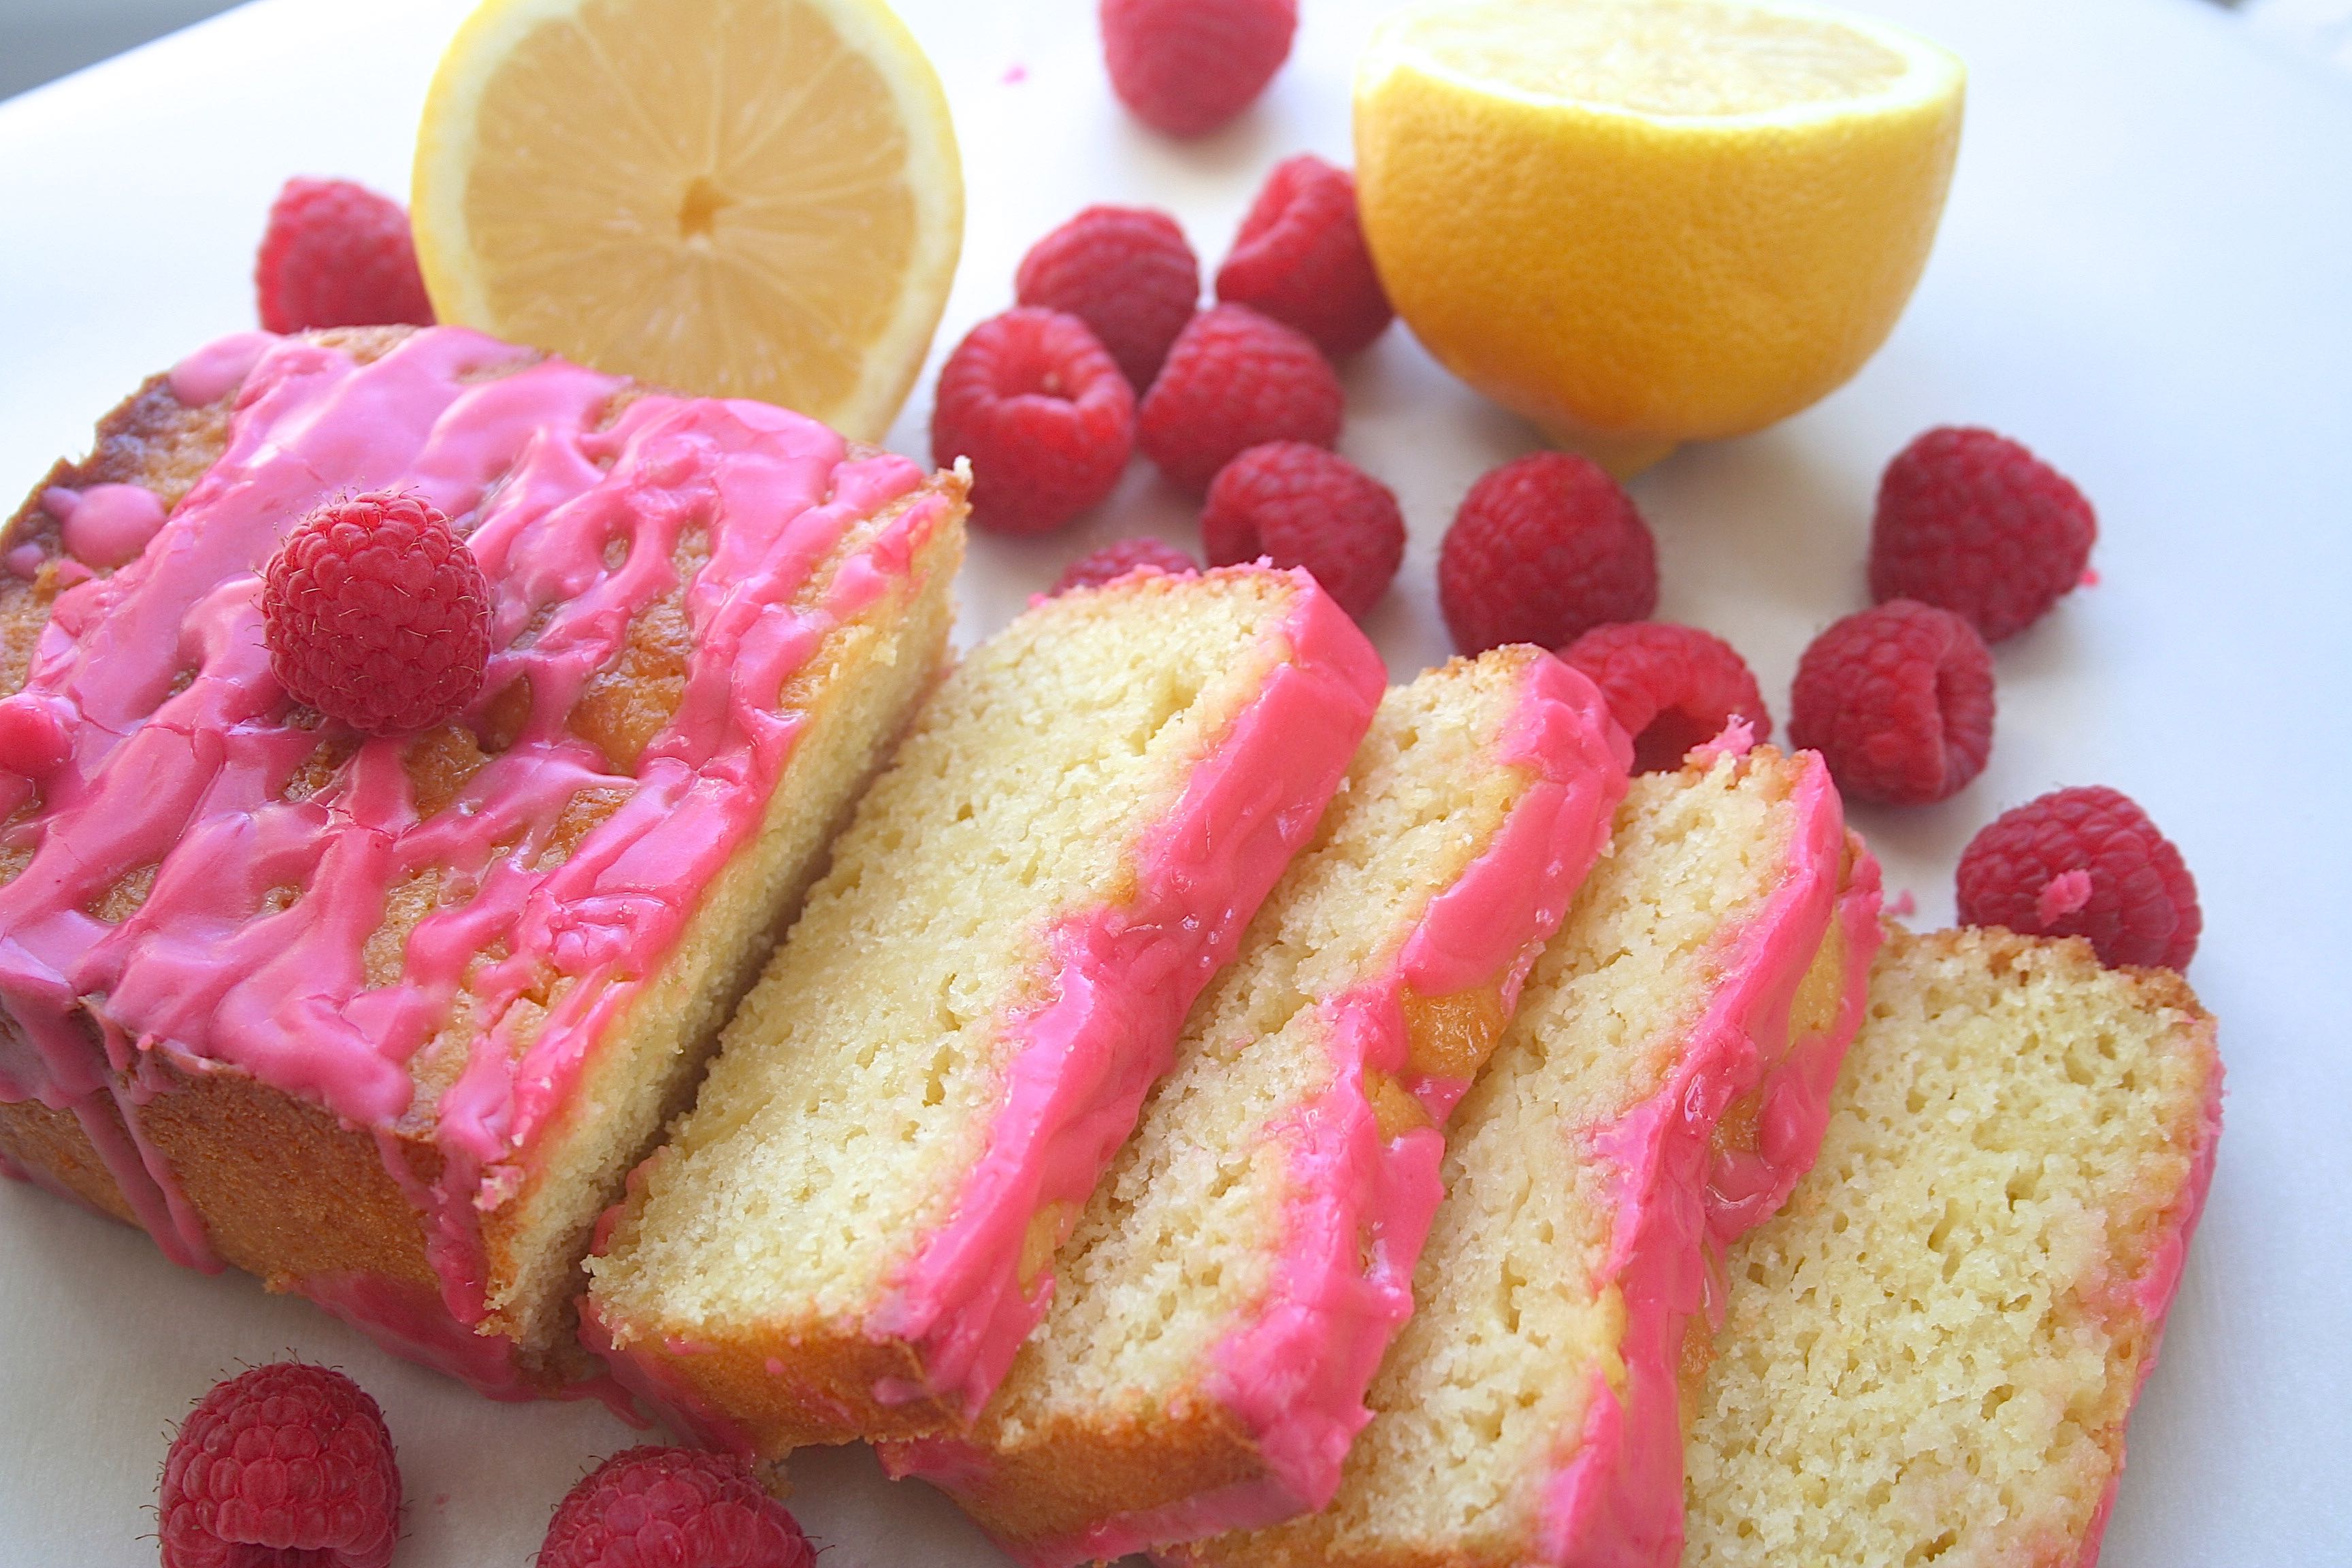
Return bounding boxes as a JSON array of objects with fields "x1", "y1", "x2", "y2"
[
  {"x1": 1355, "y1": 0, "x2": 1964, "y2": 473},
  {"x1": 414, "y1": 0, "x2": 963, "y2": 442}
]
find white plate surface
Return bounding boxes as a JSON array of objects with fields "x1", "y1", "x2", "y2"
[{"x1": 1, "y1": 0, "x2": 2347, "y2": 1561}]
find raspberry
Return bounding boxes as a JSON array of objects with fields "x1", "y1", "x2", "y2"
[
  {"x1": 932, "y1": 308, "x2": 1136, "y2": 536},
  {"x1": 1201, "y1": 442, "x2": 1403, "y2": 619},
  {"x1": 261, "y1": 490, "x2": 493, "y2": 736},
  {"x1": 1788, "y1": 599, "x2": 1995, "y2": 806},
  {"x1": 538, "y1": 1447, "x2": 814, "y2": 1568},
  {"x1": 1016, "y1": 206, "x2": 1200, "y2": 391},
  {"x1": 1052, "y1": 536, "x2": 1200, "y2": 596},
  {"x1": 1137, "y1": 304, "x2": 1342, "y2": 492},
  {"x1": 255, "y1": 178, "x2": 436, "y2": 336},
  {"x1": 1437, "y1": 453, "x2": 1658, "y2": 655},
  {"x1": 1214, "y1": 155, "x2": 1393, "y2": 359},
  {"x1": 158, "y1": 1362, "x2": 401, "y2": 1568},
  {"x1": 1869, "y1": 426, "x2": 2097, "y2": 642},
  {"x1": 1100, "y1": 0, "x2": 1298, "y2": 138},
  {"x1": 1560, "y1": 621, "x2": 1772, "y2": 774},
  {"x1": 1955, "y1": 787, "x2": 2200, "y2": 970}
]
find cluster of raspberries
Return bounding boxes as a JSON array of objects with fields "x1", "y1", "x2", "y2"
[
  {"x1": 1428, "y1": 427, "x2": 2191, "y2": 970},
  {"x1": 158, "y1": 1362, "x2": 813, "y2": 1568},
  {"x1": 932, "y1": 152, "x2": 1402, "y2": 619}
]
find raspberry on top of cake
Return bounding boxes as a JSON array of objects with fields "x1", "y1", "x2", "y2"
[{"x1": 0, "y1": 324, "x2": 967, "y2": 1395}]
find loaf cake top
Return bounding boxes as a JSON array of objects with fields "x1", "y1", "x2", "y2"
[
  {"x1": 1682, "y1": 924, "x2": 2221, "y2": 1568},
  {"x1": 0, "y1": 325, "x2": 959, "y2": 1275}
]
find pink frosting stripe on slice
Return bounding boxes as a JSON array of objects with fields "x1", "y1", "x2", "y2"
[
  {"x1": 862, "y1": 570, "x2": 1386, "y2": 1423},
  {"x1": 1533, "y1": 755, "x2": 1882, "y2": 1567},
  {"x1": 928, "y1": 654, "x2": 1631, "y2": 1568}
]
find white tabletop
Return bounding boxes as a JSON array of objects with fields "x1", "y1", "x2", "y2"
[{"x1": 2, "y1": 0, "x2": 2347, "y2": 1562}]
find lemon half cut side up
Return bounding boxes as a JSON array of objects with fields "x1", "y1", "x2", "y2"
[
  {"x1": 413, "y1": 0, "x2": 964, "y2": 443},
  {"x1": 1354, "y1": 0, "x2": 1965, "y2": 476}
]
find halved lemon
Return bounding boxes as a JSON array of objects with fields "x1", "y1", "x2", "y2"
[
  {"x1": 413, "y1": 0, "x2": 963, "y2": 442},
  {"x1": 1356, "y1": 0, "x2": 1965, "y2": 474}
]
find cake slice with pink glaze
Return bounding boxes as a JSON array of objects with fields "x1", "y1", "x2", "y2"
[
  {"x1": 1168, "y1": 743, "x2": 1882, "y2": 1568},
  {"x1": 0, "y1": 325, "x2": 967, "y2": 1398},
  {"x1": 1682, "y1": 924, "x2": 2221, "y2": 1568},
  {"x1": 880, "y1": 646, "x2": 1630, "y2": 1566},
  {"x1": 582, "y1": 564, "x2": 1386, "y2": 1456}
]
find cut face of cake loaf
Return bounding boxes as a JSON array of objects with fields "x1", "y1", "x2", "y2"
[
  {"x1": 883, "y1": 646, "x2": 1633, "y2": 1566},
  {"x1": 0, "y1": 325, "x2": 966, "y2": 1396},
  {"x1": 1171, "y1": 744, "x2": 1883, "y2": 1568},
  {"x1": 1682, "y1": 925, "x2": 2221, "y2": 1568},
  {"x1": 583, "y1": 564, "x2": 1386, "y2": 1455}
]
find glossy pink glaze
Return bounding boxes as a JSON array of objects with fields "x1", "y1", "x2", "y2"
[
  {"x1": 2070, "y1": 1029, "x2": 2223, "y2": 1568},
  {"x1": 1531, "y1": 754, "x2": 1882, "y2": 1567},
  {"x1": 0, "y1": 327, "x2": 951, "y2": 1392},
  {"x1": 860, "y1": 572, "x2": 1387, "y2": 1426},
  {"x1": 887, "y1": 656, "x2": 1630, "y2": 1568},
  {"x1": 43, "y1": 485, "x2": 168, "y2": 571}
]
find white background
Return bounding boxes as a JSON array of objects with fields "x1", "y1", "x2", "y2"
[{"x1": 1, "y1": 0, "x2": 2347, "y2": 1561}]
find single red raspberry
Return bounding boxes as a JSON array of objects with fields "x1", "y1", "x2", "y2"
[
  {"x1": 1437, "y1": 453, "x2": 1658, "y2": 655},
  {"x1": 539, "y1": 1447, "x2": 814, "y2": 1568},
  {"x1": 1788, "y1": 599, "x2": 1995, "y2": 806},
  {"x1": 1138, "y1": 304, "x2": 1341, "y2": 492},
  {"x1": 1869, "y1": 426, "x2": 2097, "y2": 642},
  {"x1": 1016, "y1": 206, "x2": 1200, "y2": 391},
  {"x1": 255, "y1": 178, "x2": 436, "y2": 336},
  {"x1": 1215, "y1": 155, "x2": 1393, "y2": 359},
  {"x1": 932, "y1": 308, "x2": 1137, "y2": 536},
  {"x1": 261, "y1": 490, "x2": 493, "y2": 735},
  {"x1": 1052, "y1": 536, "x2": 1200, "y2": 596},
  {"x1": 158, "y1": 1362, "x2": 401, "y2": 1568},
  {"x1": 1201, "y1": 442, "x2": 1403, "y2": 619},
  {"x1": 1100, "y1": 0, "x2": 1298, "y2": 138},
  {"x1": 1560, "y1": 621, "x2": 1772, "y2": 774},
  {"x1": 1955, "y1": 786, "x2": 2200, "y2": 970}
]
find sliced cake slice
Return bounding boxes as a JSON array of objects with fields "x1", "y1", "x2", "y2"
[
  {"x1": 1682, "y1": 925, "x2": 2221, "y2": 1568},
  {"x1": 882, "y1": 646, "x2": 1631, "y2": 1565},
  {"x1": 0, "y1": 325, "x2": 966, "y2": 1397},
  {"x1": 583, "y1": 564, "x2": 1386, "y2": 1455},
  {"x1": 1169, "y1": 743, "x2": 1883, "y2": 1568}
]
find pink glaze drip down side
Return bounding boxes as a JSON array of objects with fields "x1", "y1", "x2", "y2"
[
  {"x1": 889, "y1": 656, "x2": 1630, "y2": 1568},
  {"x1": 2068, "y1": 1027, "x2": 2224, "y2": 1568},
  {"x1": 0, "y1": 328, "x2": 951, "y2": 1392},
  {"x1": 861, "y1": 571, "x2": 1388, "y2": 1426},
  {"x1": 44, "y1": 485, "x2": 169, "y2": 572},
  {"x1": 1532, "y1": 755, "x2": 1882, "y2": 1568}
]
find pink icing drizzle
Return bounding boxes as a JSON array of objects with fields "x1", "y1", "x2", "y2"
[
  {"x1": 948, "y1": 656, "x2": 1634, "y2": 1567},
  {"x1": 167, "y1": 331, "x2": 274, "y2": 406},
  {"x1": 0, "y1": 327, "x2": 951, "y2": 1392},
  {"x1": 1531, "y1": 755, "x2": 1884, "y2": 1567},
  {"x1": 43, "y1": 484, "x2": 168, "y2": 571},
  {"x1": 856, "y1": 574, "x2": 1387, "y2": 1424}
]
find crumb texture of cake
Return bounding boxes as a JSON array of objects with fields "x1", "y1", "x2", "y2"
[
  {"x1": 1171, "y1": 746, "x2": 1882, "y2": 1568},
  {"x1": 882, "y1": 647, "x2": 1631, "y2": 1567},
  {"x1": 0, "y1": 325, "x2": 967, "y2": 1396},
  {"x1": 1682, "y1": 925, "x2": 2222, "y2": 1568},
  {"x1": 583, "y1": 566, "x2": 1386, "y2": 1454}
]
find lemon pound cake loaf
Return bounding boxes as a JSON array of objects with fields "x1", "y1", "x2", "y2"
[
  {"x1": 1172, "y1": 744, "x2": 1884, "y2": 1568},
  {"x1": 1682, "y1": 926, "x2": 2222, "y2": 1568},
  {"x1": 583, "y1": 565, "x2": 1386, "y2": 1454},
  {"x1": 0, "y1": 325, "x2": 966, "y2": 1397},
  {"x1": 884, "y1": 647, "x2": 1632, "y2": 1566}
]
